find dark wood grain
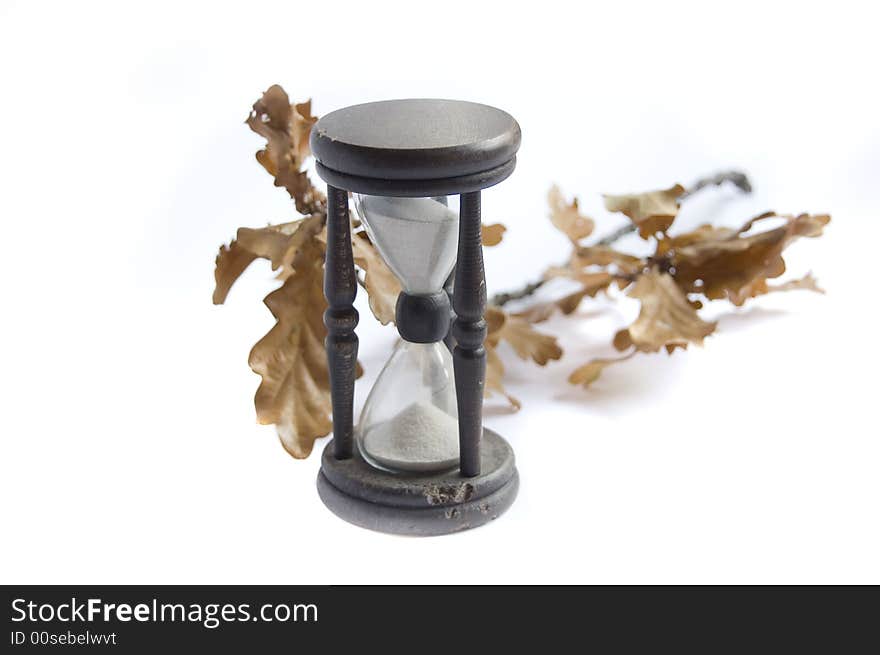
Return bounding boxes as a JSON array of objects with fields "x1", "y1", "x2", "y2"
[
  {"x1": 323, "y1": 186, "x2": 359, "y2": 460},
  {"x1": 395, "y1": 290, "x2": 451, "y2": 344},
  {"x1": 311, "y1": 99, "x2": 520, "y2": 181},
  {"x1": 452, "y1": 191, "x2": 486, "y2": 477}
]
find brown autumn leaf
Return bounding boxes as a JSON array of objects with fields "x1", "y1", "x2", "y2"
[
  {"x1": 214, "y1": 241, "x2": 258, "y2": 305},
  {"x1": 734, "y1": 210, "x2": 779, "y2": 236},
  {"x1": 670, "y1": 213, "x2": 830, "y2": 305},
  {"x1": 513, "y1": 280, "x2": 612, "y2": 323},
  {"x1": 603, "y1": 184, "x2": 685, "y2": 239},
  {"x1": 515, "y1": 270, "x2": 615, "y2": 323},
  {"x1": 548, "y1": 185, "x2": 595, "y2": 242},
  {"x1": 568, "y1": 270, "x2": 715, "y2": 388},
  {"x1": 655, "y1": 224, "x2": 737, "y2": 255},
  {"x1": 248, "y1": 216, "x2": 332, "y2": 458},
  {"x1": 483, "y1": 305, "x2": 563, "y2": 408},
  {"x1": 568, "y1": 353, "x2": 635, "y2": 388},
  {"x1": 725, "y1": 269, "x2": 825, "y2": 306},
  {"x1": 484, "y1": 346, "x2": 520, "y2": 410},
  {"x1": 246, "y1": 85, "x2": 324, "y2": 216},
  {"x1": 544, "y1": 268, "x2": 615, "y2": 291},
  {"x1": 482, "y1": 223, "x2": 507, "y2": 246},
  {"x1": 557, "y1": 285, "x2": 602, "y2": 314},
  {"x1": 571, "y1": 245, "x2": 644, "y2": 276},
  {"x1": 483, "y1": 307, "x2": 519, "y2": 407},
  {"x1": 215, "y1": 212, "x2": 378, "y2": 458},
  {"x1": 313, "y1": 224, "x2": 402, "y2": 325},
  {"x1": 213, "y1": 218, "x2": 317, "y2": 304},
  {"x1": 486, "y1": 306, "x2": 563, "y2": 365},
  {"x1": 614, "y1": 270, "x2": 716, "y2": 353},
  {"x1": 656, "y1": 211, "x2": 778, "y2": 258},
  {"x1": 766, "y1": 271, "x2": 824, "y2": 295},
  {"x1": 351, "y1": 231, "x2": 402, "y2": 325}
]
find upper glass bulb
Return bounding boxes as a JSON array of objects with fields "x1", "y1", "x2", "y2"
[{"x1": 354, "y1": 195, "x2": 459, "y2": 294}]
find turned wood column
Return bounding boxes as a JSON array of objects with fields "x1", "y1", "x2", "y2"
[
  {"x1": 323, "y1": 185, "x2": 359, "y2": 460},
  {"x1": 452, "y1": 191, "x2": 486, "y2": 477}
]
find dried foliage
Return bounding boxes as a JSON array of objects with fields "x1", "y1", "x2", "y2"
[
  {"x1": 611, "y1": 271, "x2": 716, "y2": 354},
  {"x1": 245, "y1": 85, "x2": 323, "y2": 216},
  {"x1": 548, "y1": 185, "x2": 595, "y2": 243},
  {"x1": 350, "y1": 232, "x2": 401, "y2": 325},
  {"x1": 481, "y1": 223, "x2": 507, "y2": 246},
  {"x1": 484, "y1": 306, "x2": 563, "y2": 408},
  {"x1": 248, "y1": 215, "x2": 330, "y2": 458},
  {"x1": 215, "y1": 87, "x2": 382, "y2": 457},
  {"x1": 545, "y1": 188, "x2": 830, "y2": 386},
  {"x1": 603, "y1": 184, "x2": 685, "y2": 239},
  {"x1": 215, "y1": 85, "x2": 831, "y2": 459}
]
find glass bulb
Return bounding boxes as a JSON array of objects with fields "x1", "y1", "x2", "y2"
[
  {"x1": 354, "y1": 195, "x2": 461, "y2": 473},
  {"x1": 358, "y1": 341, "x2": 458, "y2": 472},
  {"x1": 354, "y1": 195, "x2": 458, "y2": 294}
]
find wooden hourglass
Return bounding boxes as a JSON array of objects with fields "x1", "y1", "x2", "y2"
[{"x1": 311, "y1": 99, "x2": 521, "y2": 535}]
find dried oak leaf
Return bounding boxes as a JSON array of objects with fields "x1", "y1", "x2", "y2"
[
  {"x1": 544, "y1": 268, "x2": 615, "y2": 291},
  {"x1": 514, "y1": 281, "x2": 611, "y2": 323},
  {"x1": 526, "y1": 242, "x2": 637, "y2": 322},
  {"x1": 246, "y1": 85, "x2": 324, "y2": 216},
  {"x1": 482, "y1": 223, "x2": 506, "y2": 246},
  {"x1": 569, "y1": 270, "x2": 715, "y2": 388},
  {"x1": 483, "y1": 305, "x2": 563, "y2": 408},
  {"x1": 351, "y1": 231, "x2": 401, "y2": 325},
  {"x1": 548, "y1": 185, "x2": 595, "y2": 242},
  {"x1": 571, "y1": 245, "x2": 644, "y2": 276},
  {"x1": 485, "y1": 347, "x2": 521, "y2": 411},
  {"x1": 214, "y1": 214, "x2": 340, "y2": 458},
  {"x1": 313, "y1": 224, "x2": 402, "y2": 325},
  {"x1": 484, "y1": 308, "x2": 518, "y2": 407},
  {"x1": 249, "y1": 219, "x2": 332, "y2": 458},
  {"x1": 766, "y1": 271, "x2": 824, "y2": 295},
  {"x1": 669, "y1": 213, "x2": 830, "y2": 305},
  {"x1": 486, "y1": 306, "x2": 563, "y2": 364},
  {"x1": 214, "y1": 241, "x2": 258, "y2": 305},
  {"x1": 603, "y1": 184, "x2": 685, "y2": 239},
  {"x1": 614, "y1": 270, "x2": 716, "y2": 353},
  {"x1": 518, "y1": 270, "x2": 615, "y2": 322},
  {"x1": 213, "y1": 218, "x2": 317, "y2": 304},
  {"x1": 568, "y1": 353, "x2": 635, "y2": 388}
]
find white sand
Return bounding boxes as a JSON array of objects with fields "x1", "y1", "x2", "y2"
[
  {"x1": 355, "y1": 195, "x2": 458, "y2": 294},
  {"x1": 362, "y1": 401, "x2": 460, "y2": 472}
]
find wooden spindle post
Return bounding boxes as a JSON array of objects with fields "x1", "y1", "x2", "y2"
[
  {"x1": 323, "y1": 185, "x2": 359, "y2": 460},
  {"x1": 452, "y1": 191, "x2": 486, "y2": 477}
]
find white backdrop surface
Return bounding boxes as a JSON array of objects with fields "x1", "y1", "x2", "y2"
[{"x1": 1, "y1": 0, "x2": 877, "y2": 584}]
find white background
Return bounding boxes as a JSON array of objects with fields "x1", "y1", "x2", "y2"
[{"x1": 1, "y1": 0, "x2": 877, "y2": 584}]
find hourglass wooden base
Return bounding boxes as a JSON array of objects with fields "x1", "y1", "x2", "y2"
[{"x1": 317, "y1": 429, "x2": 519, "y2": 536}]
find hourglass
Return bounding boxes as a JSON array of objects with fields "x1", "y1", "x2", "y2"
[{"x1": 311, "y1": 99, "x2": 521, "y2": 535}]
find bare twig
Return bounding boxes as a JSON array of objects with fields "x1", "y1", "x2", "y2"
[
  {"x1": 680, "y1": 169, "x2": 751, "y2": 199},
  {"x1": 489, "y1": 280, "x2": 548, "y2": 307}
]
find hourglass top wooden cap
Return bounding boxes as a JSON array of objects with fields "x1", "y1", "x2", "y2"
[{"x1": 310, "y1": 99, "x2": 520, "y2": 197}]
